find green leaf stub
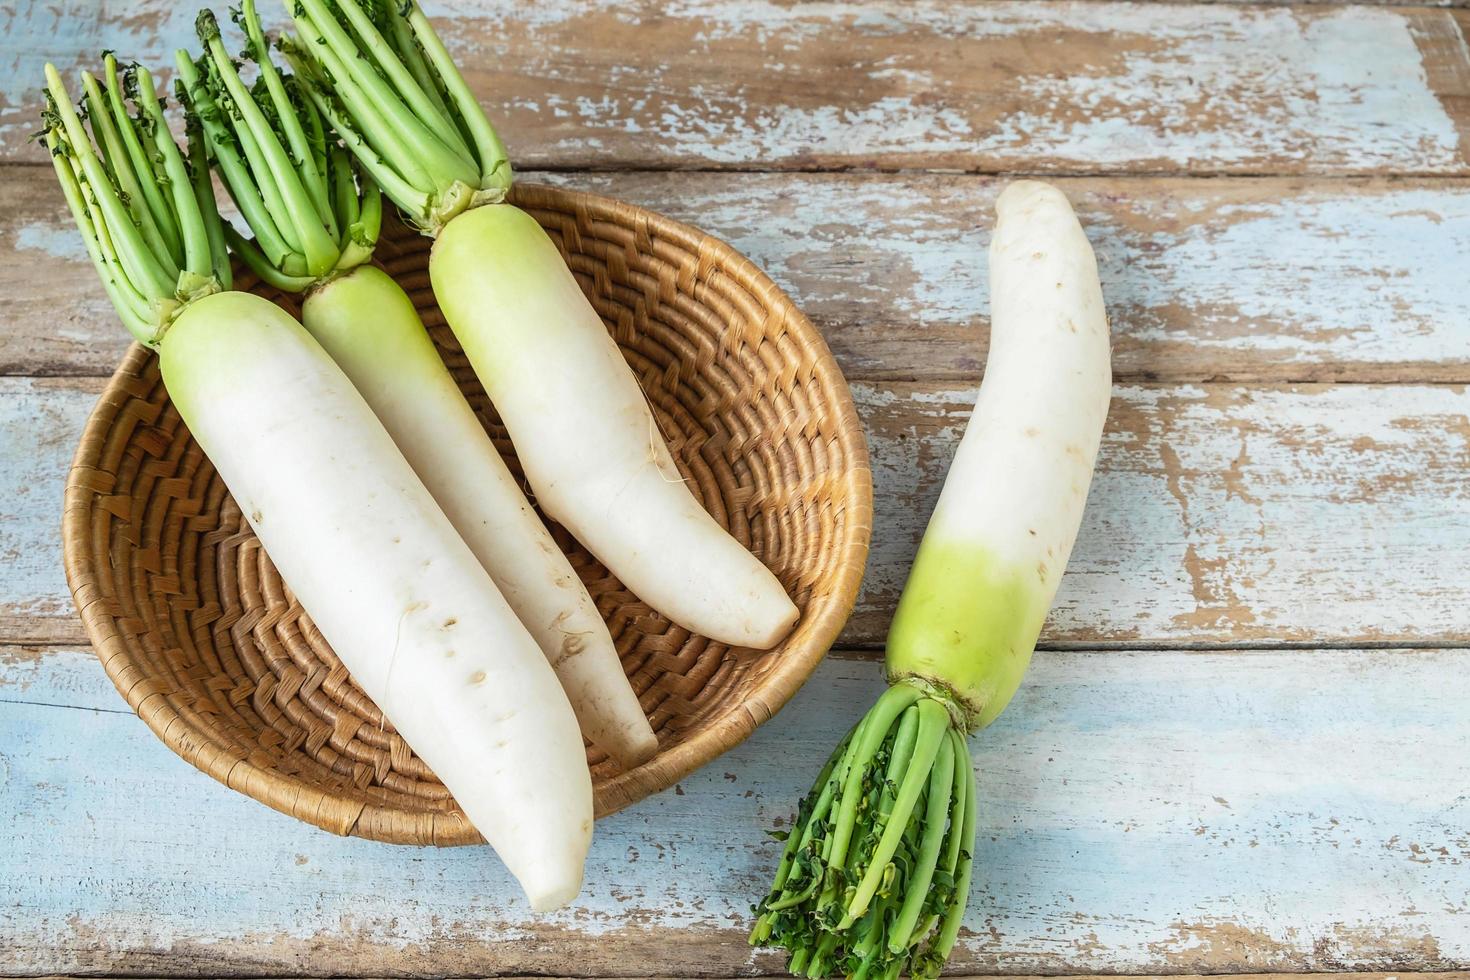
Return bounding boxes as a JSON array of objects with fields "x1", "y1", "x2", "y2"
[
  {"x1": 42, "y1": 56, "x2": 229, "y2": 345},
  {"x1": 750, "y1": 681, "x2": 978, "y2": 980},
  {"x1": 283, "y1": 0, "x2": 513, "y2": 235},
  {"x1": 176, "y1": 0, "x2": 382, "y2": 291}
]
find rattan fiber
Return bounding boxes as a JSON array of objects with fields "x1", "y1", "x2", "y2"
[{"x1": 61, "y1": 184, "x2": 873, "y2": 845}]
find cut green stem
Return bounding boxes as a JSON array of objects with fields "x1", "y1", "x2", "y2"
[
  {"x1": 843, "y1": 698, "x2": 949, "y2": 924},
  {"x1": 292, "y1": 0, "x2": 475, "y2": 195},
  {"x1": 41, "y1": 61, "x2": 225, "y2": 345},
  {"x1": 179, "y1": 1, "x2": 380, "y2": 290},
  {"x1": 99, "y1": 57, "x2": 183, "y2": 266},
  {"x1": 283, "y1": 0, "x2": 512, "y2": 233},
  {"x1": 751, "y1": 679, "x2": 976, "y2": 980},
  {"x1": 887, "y1": 733, "x2": 955, "y2": 952}
]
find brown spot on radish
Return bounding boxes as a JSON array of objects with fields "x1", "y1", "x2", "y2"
[
  {"x1": 442, "y1": 617, "x2": 457, "y2": 629},
  {"x1": 552, "y1": 634, "x2": 587, "y2": 668},
  {"x1": 1024, "y1": 426, "x2": 1041, "y2": 437},
  {"x1": 469, "y1": 670, "x2": 487, "y2": 685}
]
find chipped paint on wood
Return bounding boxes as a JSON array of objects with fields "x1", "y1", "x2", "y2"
[
  {"x1": 2, "y1": 647, "x2": 1467, "y2": 975},
  {"x1": 4, "y1": 2, "x2": 1469, "y2": 975},
  {"x1": 5, "y1": 168, "x2": 1470, "y2": 383},
  {"x1": 3, "y1": 379, "x2": 1468, "y2": 647},
  {"x1": 0, "y1": 379, "x2": 103, "y2": 641},
  {"x1": 3, "y1": 3, "x2": 1469, "y2": 172},
  {"x1": 0, "y1": 172, "x2": 121, "y2": 376},
  {"x1": 1409, "y1": 8, "x2": 1470, "y2": 158}
]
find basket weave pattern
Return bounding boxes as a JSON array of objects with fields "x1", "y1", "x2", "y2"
[{"x1": 62, "y1": 185, "x2": 872, "y2": 844}]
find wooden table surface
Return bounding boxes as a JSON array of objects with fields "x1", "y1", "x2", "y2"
[{"x1": 4, "y1": 1, "x2": 1470, "y2": 978}]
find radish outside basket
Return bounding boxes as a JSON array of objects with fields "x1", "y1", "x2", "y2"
[{"x1": 61, "y1": 185, "x2": 873, "y2": 844}]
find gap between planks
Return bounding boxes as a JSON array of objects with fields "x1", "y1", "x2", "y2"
[
  {"x1": 21, "y1": 635, "x2": 1470, "y2": 717},
  {"x1": 12, "y1": 157, "x2": 1470, "y2": 179}
]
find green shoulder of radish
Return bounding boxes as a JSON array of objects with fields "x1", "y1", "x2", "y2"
[
  {"x1": 176, "y1": 0, "x2": 657, "y2": 769},
  {"x1": 750, "y1": 180, "x2": 1112, "y2": 979},
  {"x1": 278, "y1": 0, "x2": 800, "y2": 651},
  {"x1": 41, "y1": 58, "x2": 593, "y2": 911}
]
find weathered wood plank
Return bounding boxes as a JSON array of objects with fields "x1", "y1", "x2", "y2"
[
  {"x1": 1412, "y1": 8, "x2": 1470, "y2": 154},
  {"x1": 568, "y1": 172, "x2": 1470, "y2": 383},
  {"x1": 3, "y1": 646, "x2": 1467, "y2": 976},
  {"x1": 0, "y1": 378, "x2": 102, "y2": 644},
  {"x1": 4, "y1": 378, "x2": 1469, "y2": 648},
  {"x1": 4, "y1": 2, "x2": 1469, "y2": 173},
  {"x1": 6, "y1": 168, "x2": 1470, "y2": 383}
]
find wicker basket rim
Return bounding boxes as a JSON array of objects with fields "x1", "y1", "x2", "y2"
[{"x1": 61, "y1": 183, "x2": 874, "y2": 841}]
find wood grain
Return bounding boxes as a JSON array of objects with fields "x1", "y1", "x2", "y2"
[
  {"x1": 5, "y1": 168, "x2": 1470, "y2": 383},
  {"x1": 3, "y1": 646, "x2": 1467, "y2": 976},
  {"x1": 5, "y1": 2, "x2": 1470, "y2": 173},
  {"x1": 5, "y1": 377, "x2": 1468, "y2": 648}
]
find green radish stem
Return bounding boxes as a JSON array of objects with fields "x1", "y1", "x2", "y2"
[
  {"x1": 751, "y1": 181, "x2": 1112, "y2": 978},
  {"x1": 41, "y1": 58, "x2": 221, "y2": 345},
  {"x1": 175, "y1": 3, "x2": 377, "y2": 288},
  {"x1": 281, "y1": 0, "x2": 508, "y2": 231},
  {"x1": 750, "y1": 681, "x2": 972, "y2": 980}
]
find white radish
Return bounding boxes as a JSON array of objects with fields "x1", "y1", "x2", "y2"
[
  {"x1": 885, "y1": 178, "x2": 1113, "y2": 727},
  {"x1": 162, "y1": 293, "x2": 596, "y2": 910},
  {"x1": 430, "y1": 206, "x2": 800, "y2": 648},
  {"x1": 162, "y1": 294, "x2": 594, "y2": 911},
  {"x1": 751, "y1": 180, "x2": 1113, "y2": 978},
  {"x1": 43, "y1": 61, "x2": 593, "y2": 912},
  {"x1": 303, "y1": 267, "x2": 659, "y2": 766}
]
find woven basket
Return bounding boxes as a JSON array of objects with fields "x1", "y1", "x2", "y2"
[{"x1": 62, "y1": 184, "x2": 872, "y2": 845}]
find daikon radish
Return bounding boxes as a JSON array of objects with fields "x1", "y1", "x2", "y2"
[
  {"x1": 43, "y1": 58, "x2": 592, "y2": 911},
  {"x1": 750, "y1": 180, "x2": 1113, "y2": 979}
]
